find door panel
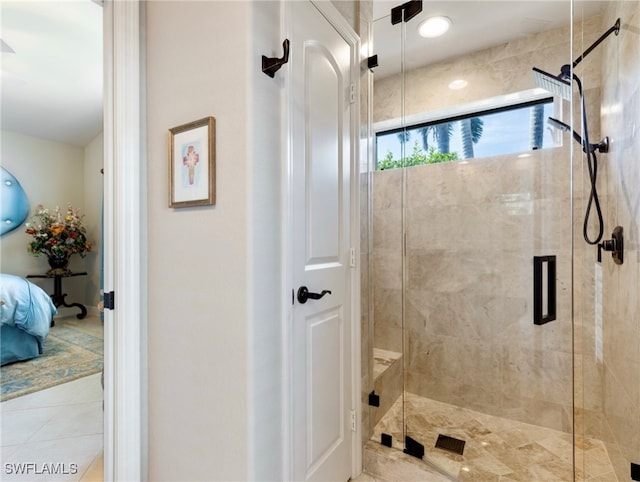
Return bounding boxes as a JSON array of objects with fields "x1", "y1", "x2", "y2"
[
  {"x1": 305, "y1": 44, "x2": 342, "y2": 265},
  {"x1": 291, "y1": 2, "x2": 353, "y2": 481},
  {"x1": 307, "y1": 308, "x2": 344, "y2": 467}
]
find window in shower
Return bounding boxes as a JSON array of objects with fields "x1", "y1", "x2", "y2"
[{"x1": 375, "y1": 96, "x2": 555, "y2": 170}]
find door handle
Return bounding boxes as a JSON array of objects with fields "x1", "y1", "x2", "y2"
[
  {"x1": 297, "y1": 286, "x2": 331, "y2": 304},
  {"x1": 533, "y1": 255, "x2": 556, "y2": 325}
]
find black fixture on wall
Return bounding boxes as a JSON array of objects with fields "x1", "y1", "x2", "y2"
[
  {"x1": 390, "y1": 0, "x2": 422, "y2": 25},
  {"x1": 532, "y1": 18, "x2": 621, "y2": 246},
  {"x1": 599, "y1": 226, "x2": 624, "y2": 265},
  {"x1": 262, "y1": 39, "x2": 290, "y2": 78}
]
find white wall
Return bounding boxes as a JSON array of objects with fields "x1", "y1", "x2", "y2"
[
  {"x1": 146, "y1": 2, "x2": 254, "y2": 480},
  {"x1": 0, "y1": 130, "x2": 96, "y2": 315},
  {"x1": 247, "y1": 1, "x2": 284, "y2": 479}
]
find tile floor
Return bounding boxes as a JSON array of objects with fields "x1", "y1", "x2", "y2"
[
  {"x1": 370, "y1": 393, "x2": 618, "y2": 481},
  {"x1": 1, "y1": 316, "x2": 104, "y2": 482},
  {"x1": 351, "y1": 472, "x2": 391, "y2": 482}
]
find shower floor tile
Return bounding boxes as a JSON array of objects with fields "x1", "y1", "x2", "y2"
[{"x1": 370, "y1": 392, "x2": 617, "y2": 481}]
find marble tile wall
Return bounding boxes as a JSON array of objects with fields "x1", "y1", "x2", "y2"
[
  {"x1": 579, "y1": 2, "x2": 640, "y2": 480},
  {"x1": 373, "y1": 15, "x2": 603, "y2": 124},
  {"x1": 370, "y1": 15, "x2": 585, "y2": 434},
  {"x1": 400, "y1": 148, "x2": 574, "y2": 432},
  {"x1": 368, "y1": 5, "x2": 640, "y2": 477},
  {"x1": 371, "y1": 152, "x2": 576, "y2": 432}
]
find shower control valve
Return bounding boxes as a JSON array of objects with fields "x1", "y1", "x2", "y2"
[{"x1": 599, "y1": 226, "x2": 623, "y2": 265}]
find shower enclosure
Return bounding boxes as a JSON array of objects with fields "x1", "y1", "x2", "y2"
[{"x1": 363, "y1": 1, "x2": 633, "y2": 480}]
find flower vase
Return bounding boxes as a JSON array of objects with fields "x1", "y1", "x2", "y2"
[{"x1": 47, "y1": 256, "x2": 69, "y2": 273}]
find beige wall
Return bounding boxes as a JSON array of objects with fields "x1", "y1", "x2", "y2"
[
  {"x1": 369, "y1": 6, "x2": 640, "y2": 476},
  {"x1": 372, "y1": 147, "x2": 575, "y2": 432},
  {"x1": 146, "y1": 1, "x2": 250, "y2": 480},
  {"x1": 0, "y1": 130, "x2": 97, "y2": 315},
  {"x1": 369, "y1": 14, "x2": 585, "y2": 433},
  {"x1": 374, "y1": 16, "x2": 578, "y2": 123},
  {"x1": 83, "y1": 133, "x2": 103, "y2": 312},
  {"x1": 577, "y1": 3, "x2": 640, "y2": 479},
  {"x1": 144, "y1": 0, "x2": 302, "y2": 479}
]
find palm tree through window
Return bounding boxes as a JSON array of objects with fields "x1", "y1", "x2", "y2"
[{"x1": 375, "y1": 97, "x2": 554, "y2": 170}]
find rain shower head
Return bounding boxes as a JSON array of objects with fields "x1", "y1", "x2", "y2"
[
  {"x1": 532, "y1": 18, "x2": 621, "y2": 101},
  {"x1": 532, "y1": 67, "x2": 572, "y2": 100}
]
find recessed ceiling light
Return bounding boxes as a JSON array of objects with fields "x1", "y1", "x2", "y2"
[
  {"x1": 418, "y1": 16, "x2": 452, "y2": 38},
  {"x1": 448, "y1": 79, "x2": 468, "y2": 90}
]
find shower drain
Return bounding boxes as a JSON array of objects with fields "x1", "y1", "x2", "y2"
[{"x1": 435, "y1": 434, "x2": 466, "y2": 455}]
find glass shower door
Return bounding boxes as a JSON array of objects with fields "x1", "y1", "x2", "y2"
[
  {"x1": 400, "y1": 3, "x2": 576, "y2": 479},
  {"x1": 368, "y1": 1, "x2": 580, "y2": 480},
  {"x1": 367, "y1": 11, "x2": 406, "y2": 451}
]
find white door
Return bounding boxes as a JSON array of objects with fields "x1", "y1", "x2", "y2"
[{"x1": 290, "y1": 2, "x2": 355, "y2": 481}]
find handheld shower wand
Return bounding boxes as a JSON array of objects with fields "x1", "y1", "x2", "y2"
[
  {"x1": 546, "y1": 117, "x2": 609, "y2": 155},
  {"x1": 532, "y1": 18, "x2": 621, "y2": 245}
]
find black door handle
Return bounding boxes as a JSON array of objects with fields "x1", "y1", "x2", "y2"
[
  {"x1": 533, "y1": 255, "x2": 556, "y2": 325},
  {"x1": 297, "y1": 286, "x2": 332, "y2": 304}
]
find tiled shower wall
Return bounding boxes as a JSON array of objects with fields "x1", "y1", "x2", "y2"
[
  {"x1": 370, "y1": 15, "x2": 602, "y2": 434},
  {"x1": 578, "y1": 3, "x2": 640, "y2": 479},
  {"x1": 373, "y1": 148, "x2": 574, "y2": 432}
]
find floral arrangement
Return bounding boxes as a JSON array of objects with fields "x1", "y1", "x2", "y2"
[{"x1": 25, "y1": 204, "x2": 92, "y2": 259}]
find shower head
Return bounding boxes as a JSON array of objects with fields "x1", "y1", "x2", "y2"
[
  {"x1": 547, "y1": 116, "x2": 571, "y2": 133},
  {"x1": 533, "y1": 18, "x2": 621, "y2": 101},
  {"x1": 547, "y1": 117, "x2": 609, "y2": 153},
  {"x1": 532, "y1": 67, "x2": 572, "y2": 100}
]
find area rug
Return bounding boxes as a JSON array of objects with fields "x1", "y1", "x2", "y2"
[{"x1": 0, "y1": 323, "x2": 103, "y2": 401}]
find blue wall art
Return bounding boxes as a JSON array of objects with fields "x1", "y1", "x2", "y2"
[{"x1": 1, "y1": 167, "x2": 30, "y2": 236}]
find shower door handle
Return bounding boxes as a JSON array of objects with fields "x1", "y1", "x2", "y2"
[
  {"x1": 533, "y1": 255, "x2": 556, "y2": 325},
  {"x1": 297, "y1": 286, "x2": 331, "y2": 304}
]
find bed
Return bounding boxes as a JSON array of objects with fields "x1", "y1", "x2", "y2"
[{"x1": 0, "y1": 273, "x2": 57, "y2": 366}]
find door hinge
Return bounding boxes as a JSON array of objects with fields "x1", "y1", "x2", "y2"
[
  {"x1": 103, "y1": 291, "x2": 115, "y2": 310},
  {"x1": 350, "y1": 410, "x2": 357, "y2": 432},
  {"x1": 349, "y1": 83, "x2": 356, "y2": 104},
  {"x1": 350, "y1": 247, "x2": 356, "y2": 268}
]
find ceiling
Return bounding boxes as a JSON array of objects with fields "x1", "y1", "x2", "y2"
[
  {"x1": 371, "y1": 1, "x2": 608, "y2": 79},
  {"x1": 0, "y1": 1, "x2": 607, "y2": 147},
  {"x1": 1, "y1": 0, "x2": 102, "y2": 147}
]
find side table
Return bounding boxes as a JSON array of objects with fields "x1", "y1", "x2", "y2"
[{"x1": 27, "y1": 271, "x2": 88, "y2": 326}]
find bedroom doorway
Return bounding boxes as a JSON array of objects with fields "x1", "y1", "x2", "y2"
[
  {"x1": 0, "y1": 0, "x2": 105, "y2": 479},
  {"x1": 1, "y1": 0, "x2": 144, "y2": 479}
]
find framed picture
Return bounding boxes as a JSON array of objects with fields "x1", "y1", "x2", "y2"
[{"x1": 168, "y1": 116, "x2": 216, "y2": 208}]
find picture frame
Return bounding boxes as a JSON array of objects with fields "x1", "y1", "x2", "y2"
[{"x1": 168, "y1": 116, "x2": 216, "y2": 208}]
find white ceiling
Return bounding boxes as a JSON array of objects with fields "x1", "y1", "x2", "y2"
[
  {"x1": 372, "y1": 1, "x2": 608, "y2": 79},
  {"x1": 0, "y1": 1, "x2": 607, "y2": 147},
  {"x1": 1, "y1": 0, "x2": 102, "y2": 147}
]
